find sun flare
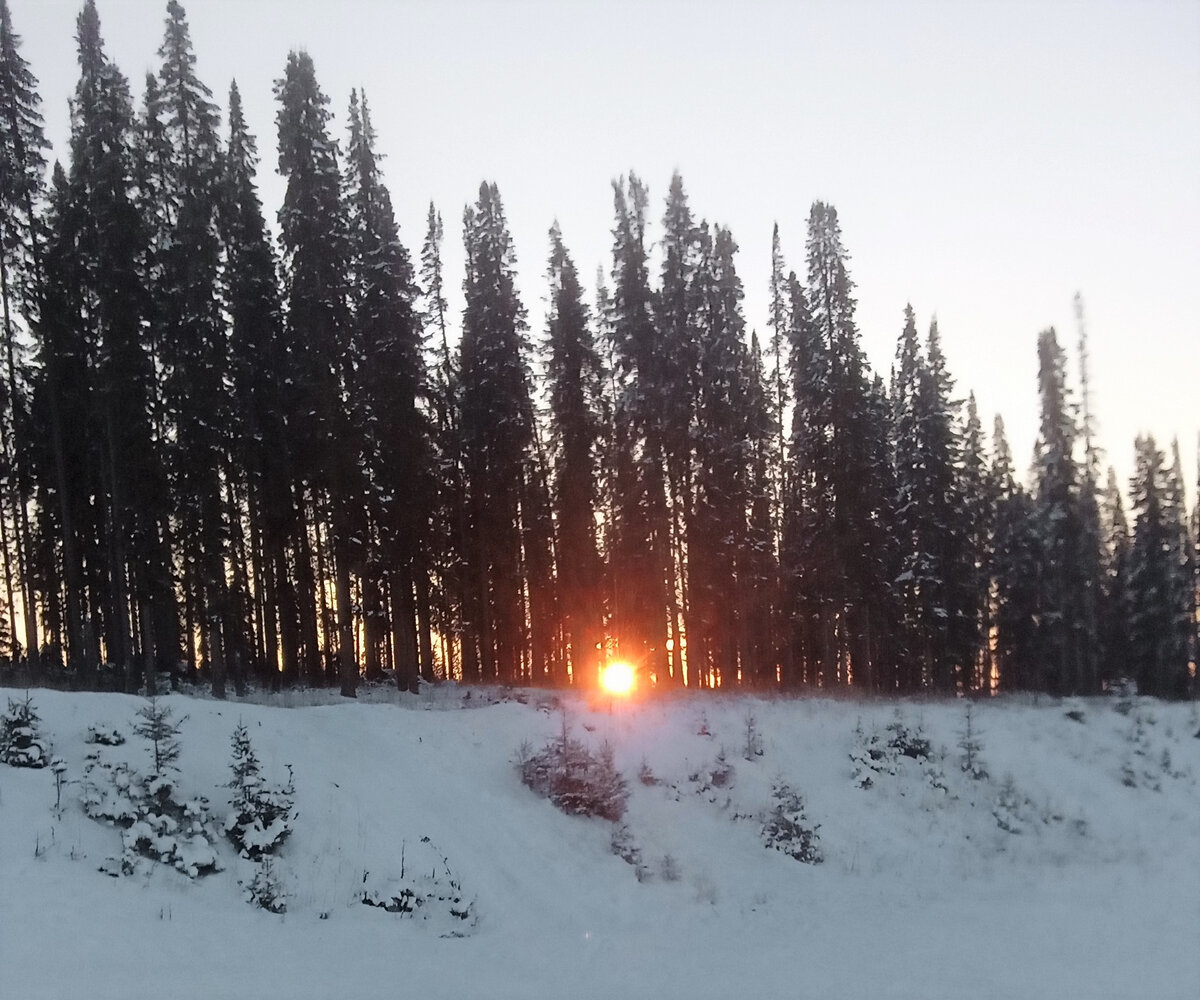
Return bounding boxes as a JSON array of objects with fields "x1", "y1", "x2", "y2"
[{"x1": 600, "y1": 661, "x2": 636, "y2": 697}]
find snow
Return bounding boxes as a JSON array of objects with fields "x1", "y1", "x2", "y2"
[{"x1": 2, "y1": 685, "x2": 1199, "y2": 999}]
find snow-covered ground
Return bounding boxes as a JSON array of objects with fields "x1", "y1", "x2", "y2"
[{"x1": 3, "y1": 684, "x2": 1198, "y2": 999}]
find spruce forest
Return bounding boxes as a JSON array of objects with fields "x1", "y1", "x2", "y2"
[{"x1": 0, "y1": 0, "x2": 1197, "y2": 704}]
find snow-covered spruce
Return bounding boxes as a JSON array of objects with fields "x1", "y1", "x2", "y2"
[
  {"x1": 225, "y1": 723, "x2": 295, "y2": 860},
  {"x1": 761, "y1": 781, "x2": 823, "y2": 864},
  {"x1": 849, "y1": 720, "x2": 896, "y2": 788},
  {"x1": 993, "y1": 774, "x2": 1033, "y2": 835},
  {"x1": 0, "y1": 694, "x2": 50, "y2": 768},
  {"x1": 851, "y1": 716, "x2": 937, "y2": 790},
  {"x1": 82, "y1": 756, "x2": 220, "y2": 878},
  {"x1": 245, "y1": 856, "x2": 287, "y2": 914},
  {"x1": 81, "y1": 700, "x2": 219, "y2": 878},
  {"x1": 958, "y1": 703, "x2": 988, "y2": 780},
  {"x1": 518, "y1": 727, "x2": 628, "y2": 822},
  {"x1": 132, "y1": 695, "x2": 184, "y2": 775}
]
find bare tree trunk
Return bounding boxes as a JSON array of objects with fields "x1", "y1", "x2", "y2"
[{"x1": 334, "y1": 540, "x2": 356, "y2": 698}]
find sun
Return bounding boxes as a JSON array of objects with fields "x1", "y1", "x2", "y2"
[{"x1": 599, "y1": 660, "x2": 636, "y2": 697}]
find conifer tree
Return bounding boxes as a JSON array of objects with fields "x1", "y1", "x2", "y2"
[
  {"x1": 1127, "y1": 435, "x2": 1190, "y2": 698},
  {"x1": 459, "y1": 182, "x2": 545, "y2": 682},
  {"x1": 420, "y1": 202, "x2": 466, "y2": 679},
  {"x1": 779, "y1": 268, "x2": 829, "y2": 687},
  {"x1": 1164, "y1": 439, "x2": 1195, "y2": 696},
  {"x1": 0, "y1": 0, "x2": 46, "y2": 666},
  {"x1": 219, "y1": 79, "x2": 297, "y2": 687},
  {"x1": 343, "y1": 89, "x2": 430, "y2": 691},
  {"x1": 544, "y1": 222, "x2": 603, "y2": 685},
  {"x1": 765, "y1": 222, "x2": 790, "y2": 545},
  {"x1": 990, "y1": 416, "x2": 1039, "y2": 690},
  {"x1": 959, "y1": 393, "x2": 992, "y2": 692},
  {"x1": 741, "y1": 330, "x2": 778, "y2": 685},
  {"x1": 607, "y1": 175, "x2": 671, "y2": 684},
  {"x1": 790, "y1": 202, "x2": 887, "y2": 688},
  {"x1": 690, "y1": 223, "x2": 750, "y2": 687},
  {"x1": 68, "y1": 1, "x2": 176, "y2": 691},
  {"x1": 655, "y1": 173, "x2": 700, "y2": 685},
  {"x1": 1032, "y1": 328, "x2": 1098, "y2": 694},
  {"x1": 152, "y1": 0, "x2": 229, "y2": 695},
  {"x1": 30, "y1": 161, "x2": 97, "y2": 678},
  {"x1": 275, "y1": 50, "x2": 358, "y2": 695},
  {"x1": 1099, "y1": 464, "x2": 1132, "y2": 687},
  {"x1": 889, "y1": 304, "x2": 929, "y2": 689}
]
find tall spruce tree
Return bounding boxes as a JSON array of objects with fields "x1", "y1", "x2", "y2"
[
  {"x1": 654, "y1": 172, "x2": 698, "y2": 685},
  {"x1": 795, "y1": 201, "x2": 887, "y2": 689},
  {"x1": 779, "y1": 267, "x2": 830, "y2": 688},
  {"x1": 1127, "y1": 435, "x2": 1190, "y2": 698},
  {"x1": 1032, "y1": 327, "x2": 1099, "y2": 694},
  {"x1": 459, "y1": 182, "x2": 545, "y2": 682},
  {"x1": 890, "y1": 304, "x2": 930, "y2": 690},
  {"x1": 153, "y1": 0, "x2": 229, "y2": 695},
  {"x1": 0, "y1": 0, "x2": 47, "y2": 665},
  {"x1": 765, "y1": 222, "x2": 789, "y2": 550},
  {"x1": 68, "y1": 0, "x2": 176, "y2": 691},
  {"x1": 690, "y1": 223, "x2": 750, "y2": 687},
  {"x1": 741, "y1": 330, "x2": 779, "y2": 685},
  {"x1": 959, "y1": 392, "x2": 992, "y2": 692},
  {"x1": 275, "y1": 49, "x2": 357, "y2": 695},
  {"x1": 343, "y1": 89, "x2": 430, "y2": 691},
  {"x1": 219, "y1": 79, "x2": 298, "y2": 687},
  {"x1": 990, "y1": 415, "x2": 1039, "y2": 690},
  {"x1": 1098, "y1": 464, "x2": 1132, "y2": 687},
  {"x1": 420, "y1": 202, "x2": 466, "y2": 679},
  {"x1": 1164, "y1": 440, "x2": 1195, "y2": 697},
  {"x1": 544, "y1": 222, "x2": 603, "y2": 685},
  {"x1": 31, "y1": 162, "x2": 98, "y2": 678},
  {"x1": 607, "y1": 174, "x2": 671, "y2": 684}
]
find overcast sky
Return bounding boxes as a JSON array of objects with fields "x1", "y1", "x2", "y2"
[{"x1": 13, "y1": 0, "x2": 1200, "y2": 493}]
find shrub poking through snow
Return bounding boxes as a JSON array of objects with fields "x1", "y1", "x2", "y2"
[
  {"x1": 361, "y1": 837, "x2": 475, "y2": 932},
  {"x1": 51, "y1": 757, "x2": 68, "y2": 813},
  {"x1": 86, "y1": 724, "x2": 125, "y2": 747},
  {"x1": 225, "y1": 723, "x2": 295, "y2": 860},
  {"x1": 519, "y1": 725, "x2": 628, "y2": 822},
  {"x1": 1, "y1": 694, "x2": 49, "y2": 768},
  {"x1": 761, "y1": 781, "x2": 823, "y2": 864}
]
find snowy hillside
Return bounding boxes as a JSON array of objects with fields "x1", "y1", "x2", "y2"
[{"x1": 2, "y1": 685, "x2": 1198, "y2": 1000}]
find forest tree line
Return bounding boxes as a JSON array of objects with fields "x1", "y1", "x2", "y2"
[{"x1": 0, "y1": 1, "x2": 1196, "y2": 699}]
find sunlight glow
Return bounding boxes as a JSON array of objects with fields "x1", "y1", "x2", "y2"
[{"x1": 600, "y1": 660, "x2": 636, "y2": 697}]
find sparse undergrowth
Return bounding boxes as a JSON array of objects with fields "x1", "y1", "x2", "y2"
[{"x1": 360, "y1": 837, "x2": 476, "y2": 933}]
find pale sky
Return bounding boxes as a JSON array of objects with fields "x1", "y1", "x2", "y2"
[{"x1": 14, "y1": 0, "x2": 1200, "y2": 496}]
